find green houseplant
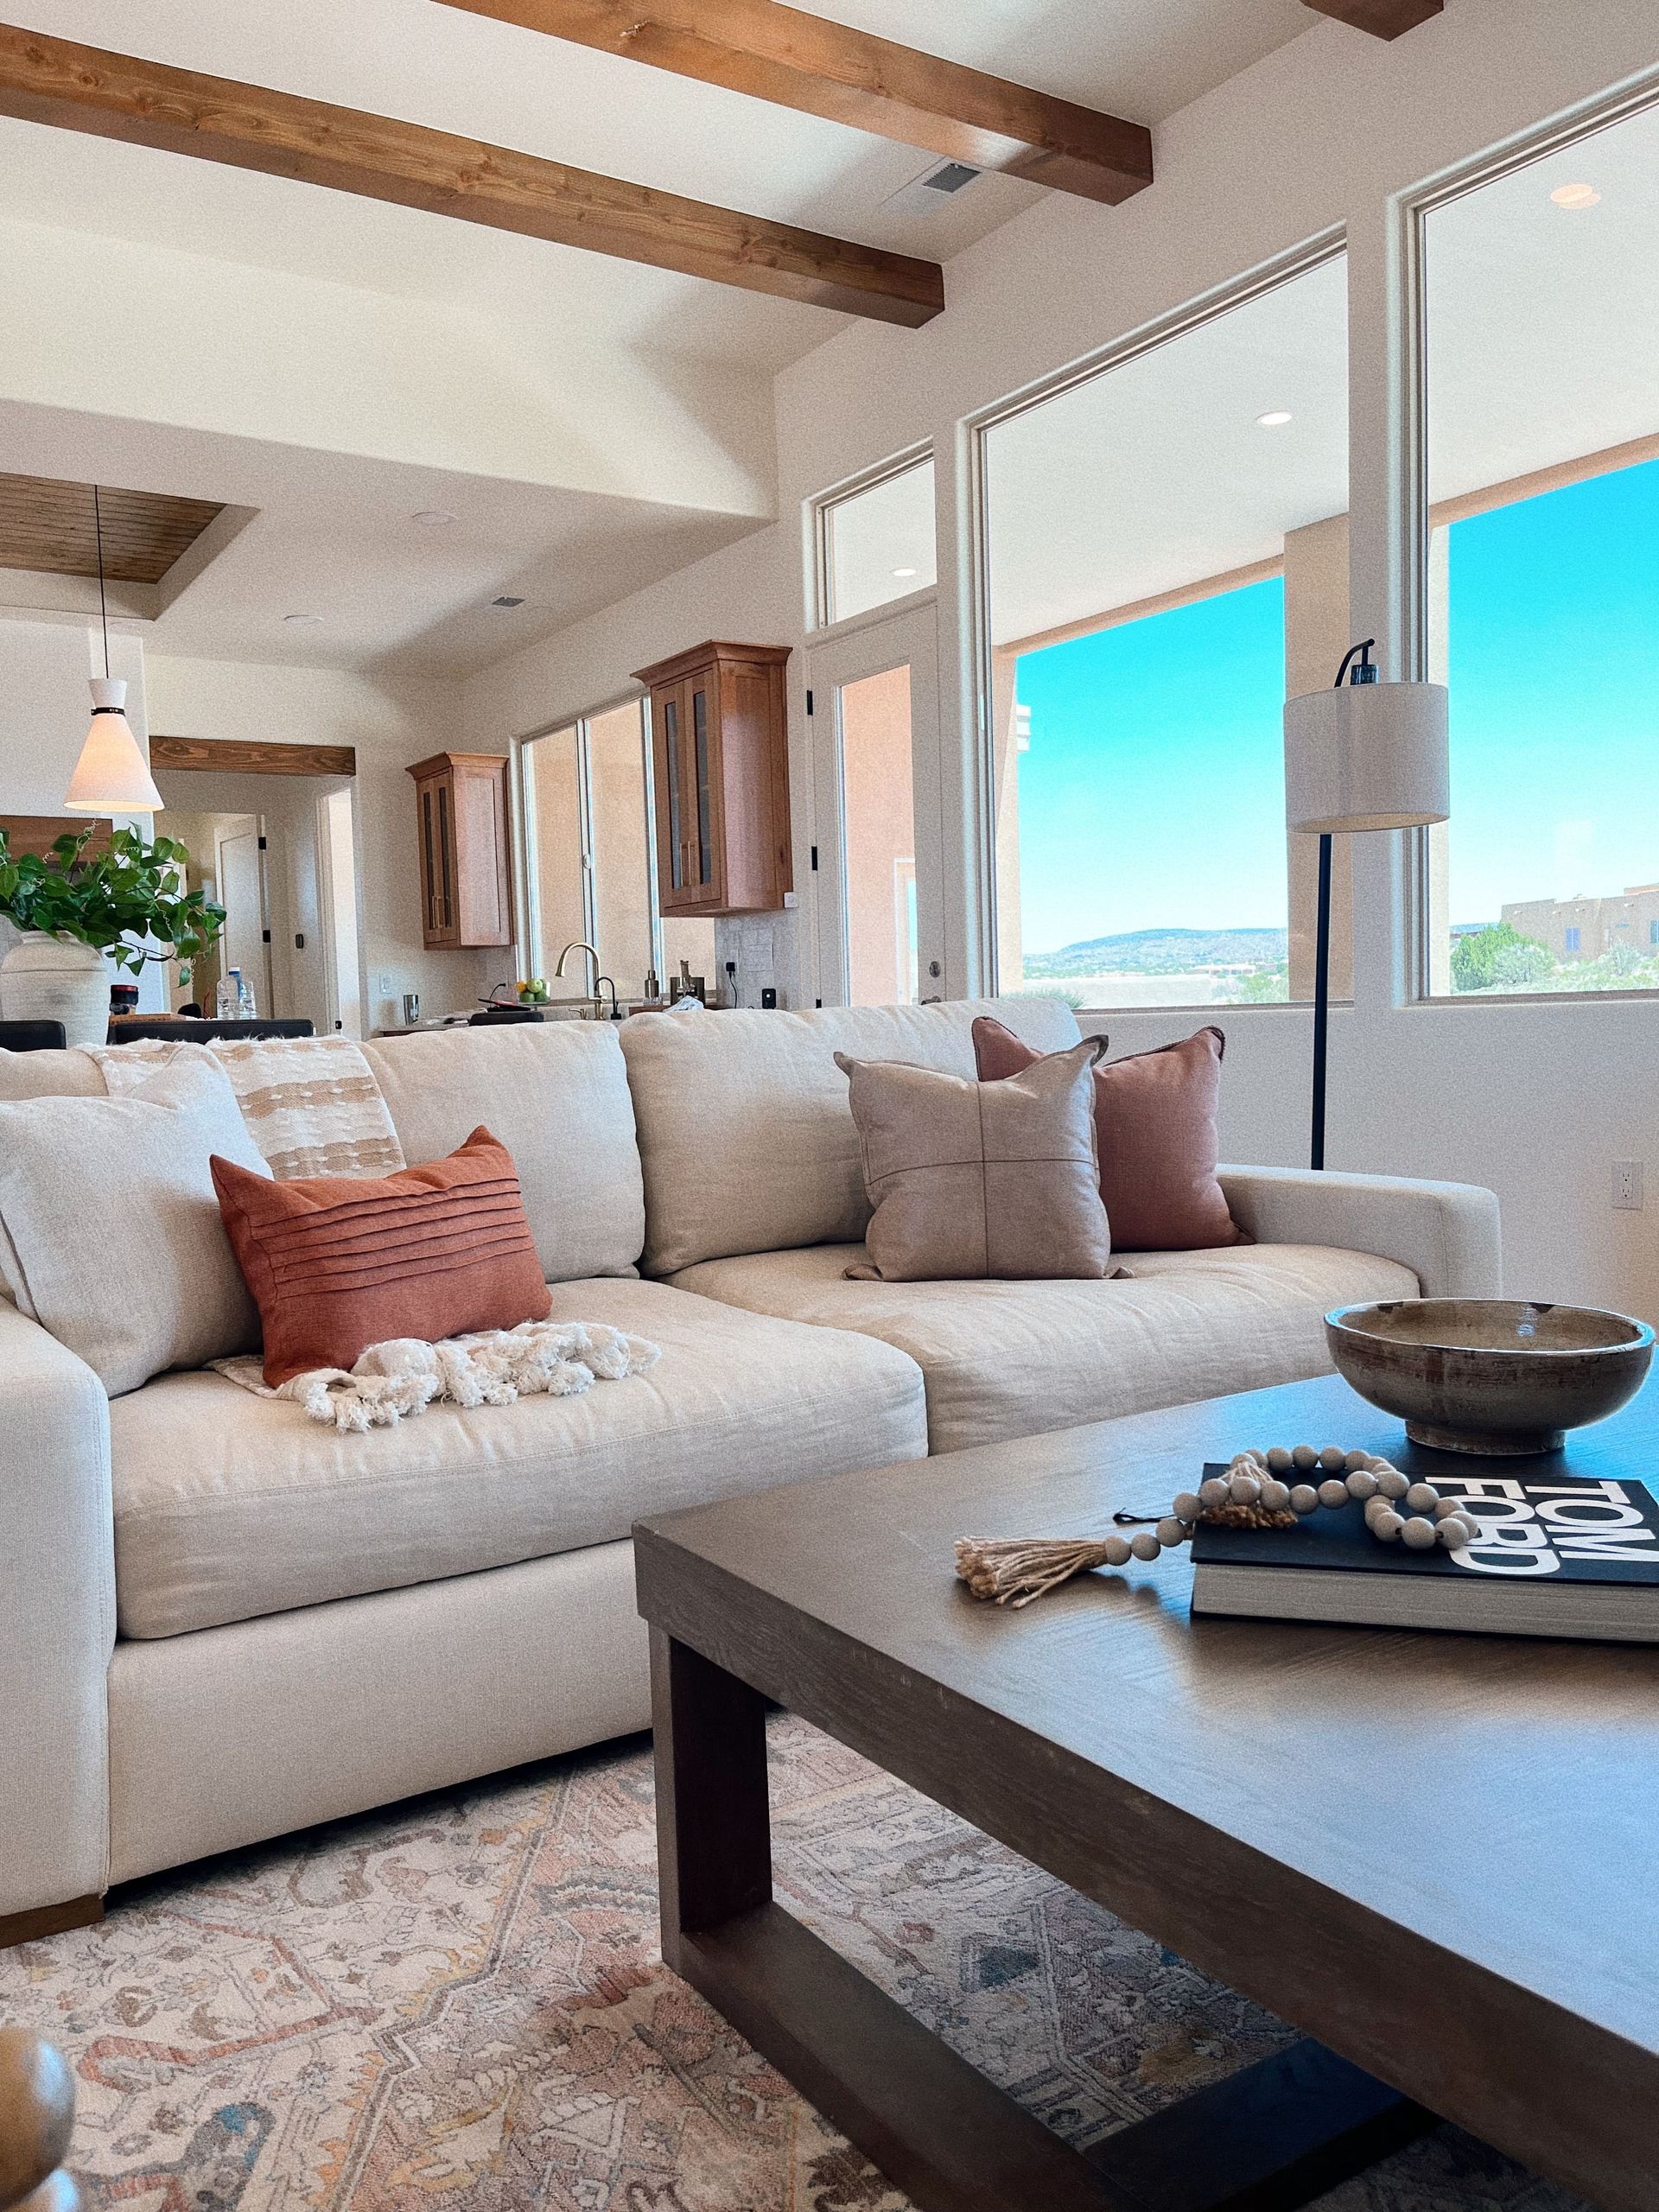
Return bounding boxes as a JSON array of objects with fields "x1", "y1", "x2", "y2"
[{"x1": 0, "y1": 826, "x2": 226, "y2": 1046}]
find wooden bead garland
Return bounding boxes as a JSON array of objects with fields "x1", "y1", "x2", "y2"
[{"x1": 956, "y1": 1444, "x2": 1483, "y2": 1607}]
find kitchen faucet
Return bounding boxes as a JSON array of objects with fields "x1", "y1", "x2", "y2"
[{"x1": 555, "y1": 940, "x2": 602, "y2": 1020}]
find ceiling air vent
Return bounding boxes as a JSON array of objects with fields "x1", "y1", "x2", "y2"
[
  {"x1": 879, "y1": 160, "x2": 985, "y2": 219},
  {"x1": 490, "y1": 594, "x2": 526, "y2": 609}
]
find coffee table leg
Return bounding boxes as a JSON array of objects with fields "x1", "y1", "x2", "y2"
[
  {"x1": 651, "y1": 1626, "x2": 773, "y2": 1971},
  {"x1": 649, "y1": 1628, "x2": 1434, "y2": 2212}
]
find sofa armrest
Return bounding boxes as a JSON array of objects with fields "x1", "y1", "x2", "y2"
[
  {"x1": 1217, "y1": 1166, "x2": 1502, "y2": 1300},
  {"x1": 0, "y1": 1300, "x2": 113, "y2": 1921}
]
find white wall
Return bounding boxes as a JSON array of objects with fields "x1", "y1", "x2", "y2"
[
  {"x1": 144, "y1": 655, "x2": 500, "y2": 1030},
  {"x1": 462, "y1": 0, "x2": 1659, "y2": 1324},
  {"x1": 461, "y1": 524, "x2": 804, "y2": 1004}
]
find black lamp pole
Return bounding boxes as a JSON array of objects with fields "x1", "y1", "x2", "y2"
[{"x1": 1310, "y1": 639, "x2": 1378, "y2": 1172}]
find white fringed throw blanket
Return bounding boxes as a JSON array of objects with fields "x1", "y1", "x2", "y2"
[{"x1": 213, "y1": 1319, "x2": 661, "y2": 1431}]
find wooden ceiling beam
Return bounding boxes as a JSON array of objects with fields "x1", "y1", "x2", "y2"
[
  {"x1": 435, "y1": 0, "x2": 1154, "y2": 207},
  {"x1": 1300, "y1": 0, "x2": 1443, "y2": 37},
  {"x1": 150, "y1": 737, "x2": 358, "y2": 779},
  {"x1": 0, "y1": 22, "x2": 944, "y2": 327}
]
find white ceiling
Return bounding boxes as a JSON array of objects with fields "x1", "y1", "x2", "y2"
[
  {"x1": 985, "y1": 257, "x2": 1351, "y2": 646},
  {"x1": 0, "y1": 0, "x2": 1318, "y2": 674},
  {"x1": 1425, "y1": 99, "x2": 1659, "y2": 501}
]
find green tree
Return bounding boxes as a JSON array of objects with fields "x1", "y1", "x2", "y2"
[{"x1": 1452, "y1": 921, "x2": 1550, "y2": 994}]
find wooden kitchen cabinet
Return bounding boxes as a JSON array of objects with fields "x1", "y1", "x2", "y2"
[
  {"x1": 406, "y1": 751, "x2": 512, "y2": 949},
  {"x1": 632, "y1": 641, "x2": 791, "y2": 915}
]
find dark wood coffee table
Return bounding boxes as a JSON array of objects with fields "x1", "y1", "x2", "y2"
[{"x1": 634, "y1": 1369, "x2": 1659, "y2": 2212}]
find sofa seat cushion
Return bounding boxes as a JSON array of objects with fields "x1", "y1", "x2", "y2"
[
  {"x1": 668, "y1": 1242, "x2": 1420, "y2": 1455},
  {"x1": 108, "y1": 1277, "x2": 927, "y2": 1640}
]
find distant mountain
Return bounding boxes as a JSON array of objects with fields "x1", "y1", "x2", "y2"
[{"x1": 1025, "y1": 927, "x2": 1288, "y2": 976}]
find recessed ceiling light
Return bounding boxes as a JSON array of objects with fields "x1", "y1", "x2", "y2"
[
  {"x1": 283, "y1": 612, "x2": 324, "y2": 626},
  {"x1": 1550, "y1": 181, "x2": 1601, "y2": 209},
  {"x1": 413, "y1": 509, "x2": 456, "y2": 527},
  {"x1": 892, "y1": 565, "x2": 918, "y2": 579},
  {"x1": 1256, "y1": 410, "x2": 1294, "y2": 429}
]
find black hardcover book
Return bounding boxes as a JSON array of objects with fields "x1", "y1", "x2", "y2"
[{"x1": 1189, "y1": 1462, "x2": 1659, "y2": 1641}]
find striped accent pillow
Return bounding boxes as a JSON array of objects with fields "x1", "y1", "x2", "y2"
[{"x1": 213, "y1": 1126, "x2": 551, "y2": 1386}]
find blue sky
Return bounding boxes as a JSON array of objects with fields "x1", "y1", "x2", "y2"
[
  {"x1": 1011, "y1": 458, "x2": 1659, "y2": 959},
  {"x1": 1014, "y1": 578, "x2": 1287, "y2": 957},
  {"x1": 1444, "y1": 456, "x2": 1659, "y2": 925}
]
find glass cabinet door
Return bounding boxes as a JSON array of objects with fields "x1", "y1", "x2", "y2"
[
  {"x1": 688, "y1": 675, "x2": 715, "y2": 892},
  {"x1": 660, "y1": 685, "x2": 685, "y2": 894}
]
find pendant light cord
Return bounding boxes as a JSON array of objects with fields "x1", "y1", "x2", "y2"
[{"x1": 94, "y1": 483, "x2": 110, "y2": 679}]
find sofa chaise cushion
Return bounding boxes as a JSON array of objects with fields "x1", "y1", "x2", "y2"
[
  {"x1": 108, "y1": 1277, "x2": 927, "y2": 1638},
  {"x1": 667, "y1": 1241, "x2": 1419, "y2": 1454}
]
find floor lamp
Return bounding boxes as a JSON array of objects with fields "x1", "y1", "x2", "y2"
[{"x1": 1284, "y1": 641, "x2": 1449, "y2": 1170}]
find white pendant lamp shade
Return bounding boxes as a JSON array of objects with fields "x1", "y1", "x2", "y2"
[
  {"x1": 1284, "y1": 680, "x2": 1449, "y2": 836},
  {"x1": 64, "y1": 678, "x2": 165, "y2": 816}
]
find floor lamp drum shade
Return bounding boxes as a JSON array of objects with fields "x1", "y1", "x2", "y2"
[{"x1": 1284, "y1": 681, "x2": 1450, "y2": 835}]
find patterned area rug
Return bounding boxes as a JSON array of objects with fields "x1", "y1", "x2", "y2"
[{"x1": 0, "y1": 1716, "x2": 1589, "y2": 2211}]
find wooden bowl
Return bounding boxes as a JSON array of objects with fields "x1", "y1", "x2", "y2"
[{"x1": 1325, "y1": 1298, "x2": 1655, "y2": 1455}]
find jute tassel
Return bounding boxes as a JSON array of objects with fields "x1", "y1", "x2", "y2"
[
  {"x1": 955, "y1": 1499, "x2": 1298, "y2": 1610},
  {"x1": 955, "y1": 1536, "x2": 1125, "y2": 1608}
]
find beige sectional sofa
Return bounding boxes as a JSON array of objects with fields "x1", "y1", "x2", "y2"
[{"x1": 0, "y1": 995, "x2": 1501, "y2": 1936}]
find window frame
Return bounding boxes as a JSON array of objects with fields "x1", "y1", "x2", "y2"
[
  {"x1": 1402, "y1": 72, "x2": 1659, "y2": 1009},
  {"x1": 514, "y1": 693, "x2": 665, "y2": 990},
  {"x1": 963, "y1": 228, "x2": 1349, "y2": 1010},
  {"x1": 810, "y1": 444, "x2": 938, "y2": 633}
]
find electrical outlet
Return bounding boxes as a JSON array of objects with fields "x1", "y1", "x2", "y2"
[
  {"x1": 377, "y1": 971, "x2": 395, "y2": 996},
  {"x1": 1612, "y1": 1160, "x2": 1643, "y2": 1211}
]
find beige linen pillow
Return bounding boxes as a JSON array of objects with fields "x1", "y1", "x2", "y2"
[
  {"x1": 835, "y1": 1036, "x2": 1111, "y2": 1281},
  {"x1": 0, "y1": 1055, "x2": 271, "y2": 1396}
]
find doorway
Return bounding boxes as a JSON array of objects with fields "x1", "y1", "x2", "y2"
[
  {"x1": 806, "y1": 602, "x2": 944, "y2": 1007},
  {"x1": 151, "y1": 768, "x2": 364, "y2": 1033},
  {"x1": 212, "y1": 817, "x2": 272, "y2": 1013}
]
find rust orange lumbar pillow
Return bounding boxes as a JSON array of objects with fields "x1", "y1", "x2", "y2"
[
  {"x1": 212, "y1": 1126, "x2": 552, "y2": 1387},
  {"x1": 972, "y1": 1017, "x2": 1243, "y2": 1252}
]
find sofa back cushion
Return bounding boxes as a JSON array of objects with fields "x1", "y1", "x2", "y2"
[
  {"x1": 0, "y1": 1055, "x2": 271, "y2": 1395},
  {"x1": 621, "y1": 996, "x2": 1081, "y2": 1275},
  {"x1": 0, "y1": 1046, "x2": 104, "y2": 1100},
  {"x1": 362, "y1": 1022, "x2": 644, "y2": 1281}
]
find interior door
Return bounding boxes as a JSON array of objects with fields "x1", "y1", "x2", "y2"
[
  {"x1": 807, "y1": 603, "x2": 944, "y2": 1007},
  {"x1": 215, "y1": 822, "x2": 273, "y2": 1012}
]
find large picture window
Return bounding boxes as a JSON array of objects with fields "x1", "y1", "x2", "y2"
[
  {"x1": 1422, "y1": 101, "x2": 1659, "y2": 996},
  {"x1": 981, "y1": 256, "x2": 1350, "y2": 1011}
]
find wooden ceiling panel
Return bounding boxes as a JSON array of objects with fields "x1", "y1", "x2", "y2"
[
  {"x1": 0, "y1": 473, "x2": 225, "y2": 584},
  {"x1": 1301, "y1": 0, "x2": 1443, "y2": 36}
]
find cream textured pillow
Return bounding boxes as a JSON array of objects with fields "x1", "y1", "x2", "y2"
[
  {"x1": 0, "y1": 1056, "x2": 271, "y2": 1396},
  {"x1": 835, "y1": 1036, "x2": 1110, "y2": 1281}
]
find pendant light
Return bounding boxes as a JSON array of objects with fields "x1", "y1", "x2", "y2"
[{"x1": 63, "y1": 485, "x2": 165, "y2": 817}]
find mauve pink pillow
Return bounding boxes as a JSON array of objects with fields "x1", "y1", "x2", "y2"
[{"x1": 972, "y1": 1018, "x2": 1243, "y2": 1252}]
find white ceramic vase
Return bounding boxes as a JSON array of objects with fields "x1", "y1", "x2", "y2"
[{"x1": 0, "y1": 932, "x2": 111, "y2": 1046}]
